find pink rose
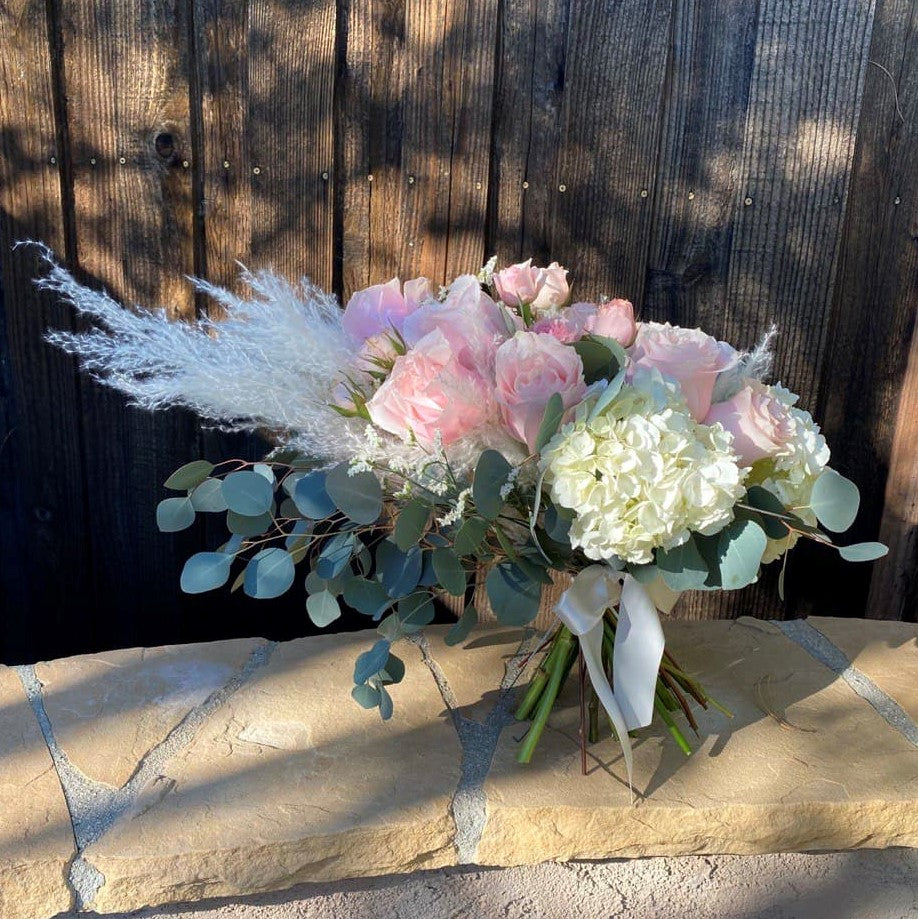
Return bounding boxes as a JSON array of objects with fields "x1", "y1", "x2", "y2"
[
  {"x1": 366, "y1": 328, "x2": 491, "y2": 447},
  {"x1": 532, "y1": 299, "x2": 636, "y2": 347},
  {"x1": 629, "y1": 322, "x2": 738, "y2": 421},
  {"x1": 704, "y1": 381, "x2": 798, "y2": 465},
  {"x1": 494, "y1": 331, "x2": 587, "y2": 451},
  {"x1": 493, "y1": 260, "x2": 570, "y2": 314},
  {"x1": 342, "y1": 276, "x2": 432, "y2": 341},
  {"x1": 402, "y1": 274, "x2": 518, "y2": 366}
]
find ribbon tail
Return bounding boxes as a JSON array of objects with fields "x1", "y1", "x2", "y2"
[
  {"x1": 578, "y1": 621, "x2": 634, "y2": 792},
  {"x1": 613, "y1": 574, "x2": 666, "y2": 729}
]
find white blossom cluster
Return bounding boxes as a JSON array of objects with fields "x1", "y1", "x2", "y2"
[
  {"x1": 541, "y1": 374, "x2": 746, "y2": 565},
  {"x1": 749, "y1": 384, "x2": 831, "y2": 562}
]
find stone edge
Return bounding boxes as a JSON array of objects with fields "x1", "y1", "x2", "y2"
[{"x1": 7, "y1": 616, "x2": 918, "y2": 917}]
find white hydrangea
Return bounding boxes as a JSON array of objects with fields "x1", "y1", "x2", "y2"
[
  {"x1": 541, "y1": 372, "x2": 746, "y2": 565},
  {"x1": 747, "y1": 384, "x2": 831, "y2": 563}
]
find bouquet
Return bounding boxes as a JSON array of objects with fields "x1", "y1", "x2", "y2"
[{"x1": 35, "y1": 245, "x2": 887, "y2": 785}]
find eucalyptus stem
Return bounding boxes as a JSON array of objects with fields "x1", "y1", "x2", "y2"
[
  {"x1": 588, "y1": 686, "x2": 599, "y2": 743},
  {"x1": 654, "y1": 689, "x2": 693, "y2": 756},
  {"x1": 517, "y1": 627, "x2": 576, "y2": 763}
]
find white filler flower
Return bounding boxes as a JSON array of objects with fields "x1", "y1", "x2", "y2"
[{"x1": 542, "y1": 372, "x2": 745, "y2": 565}]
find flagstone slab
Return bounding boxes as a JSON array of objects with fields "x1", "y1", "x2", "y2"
[
  {"x1": 35, "y1": 638, "x2": 260, "y2": 788},
  {"x1": 81, "y1": 632, "x2": 462, "y2": 914},
  {"x1": 808, "y1": 616, "x2": 918, "y2": 723},
  {"x1": 0, "y1": 665, "x2": 74, "y2": 919},
  {"x1": 476, "y1": 617, "x2": 918, "y2": 866}
]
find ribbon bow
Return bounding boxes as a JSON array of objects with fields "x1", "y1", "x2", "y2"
[{"x1": 554, "y1": 566, "x2": 666, "y2": 790}]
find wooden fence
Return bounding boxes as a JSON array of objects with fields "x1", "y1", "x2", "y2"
[{"x1": 1, "y1": 0, "x2": 916, "y2": 662}]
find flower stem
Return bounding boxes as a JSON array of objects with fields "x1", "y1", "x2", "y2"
[
  {"x1": 517, "y1": 627, "x2": 576, "y2": 764},
  {"x1": 514, "y1": 628, "x2": 564, "y2": 721}
]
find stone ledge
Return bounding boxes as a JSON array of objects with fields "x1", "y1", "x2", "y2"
[{"x1": 0, "y1": 616, "x2": 916, "y2": 918}]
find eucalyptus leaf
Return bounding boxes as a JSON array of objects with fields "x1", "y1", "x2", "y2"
[
  {"x1": 376, "y1": 541, "x2": 423, "y2": 598},
  {"x1": 351, "y1": 683, "x2": 381, "y2": 710},
  {"x1": 380, "y1": 652, "x2": 406, "y2": 684},
  {"x1": 378, "y1": 685, "x2": 394, "y2": 720},
  {"x1": 485, "y1": 563, "x2": 542, "y2": 626},
  {"x1": 418, "y1": 551, "x2": 439, "y2": 587},
  {"x1": 810, "y1": 468, "x2": 860, "y2": 533},
  {"x1": 253, "y1": 463, "x2": 275, "y2": 484},
  {"x1": 544, "y1": 503, "x2": 573, "y2": 544},
  {"x1": 179, "y1": 552, "x2": 232, "y2": 594},
  {"x1": 189, "y1": 478, "x2": 228, "y2": 513},
  {"x1": 837, "y1": 541, "x2": 888, "y2": 562},
  {"x1": 445, "y1": 604, "x2": 478, "y2": 646},
  {"x1": 393, "y1": 498, "x2": 430, "y2": 551},
  {"x1": 534, "y1": 393, "x2": 564, "y2": 453},
  {"x1": 397, "y1": 592, "x2": 435, "y2": 631},
  {"x1": 293, "y1": 471, "x2": 336, "y2": 519},
  {"x1": 572, "y1": 336, "x2": 618, "y2": 384},
  {"x1": 472, "y1": 450, "x2": 512, "y2": 520},
  {"x1": 316, "y1": 531, "x2": 356, "y2": 579},
  {"x1": 326, "y1": 462, "x2": 383, "y2": 524},
  {"x1": 656, "y1": 538, "x2": 710, "y2": 590},
  {"x1": 156, "y1": 496, "x2": 195, "y2": 533},
  {"x1": 588, "y1": 367, "x2": 627, "y2": 420},
  {"x1": 306, "y1": 589, "x2": 342, "y2": 626},
  {"x1": 278, "y1": 497, "x2": 298, "y2": 519},
  {"x1": 354, "y1": 639, "x2": 391, "y2": 684},
  {"x1": 244, "y1": 547, "x2": 295, "y2": 599},
  {"x1": 453, "y1": 517, "x2": 489, "y2": 555},
  {"x1": 715, "y1": 519, "x2": 767, "y2": 589},
  {"x1": 165, "y1": 459, "x2": 214, "y2": 491},
  {"x1": 343, "y1": 577, "x2": 392, "y2": 618},
  {"x1": 226, "y1": 509, "x2": 273, "y2": 537},
  {"x1": 222, "y1": 470, "x2": 274, "y2": 516},
  {"x1": 627, "y1": 562, "x2": 660, "y2": 585},
  {"x1": 432, "y1": 548, "x2": 466, "y2": 596}
]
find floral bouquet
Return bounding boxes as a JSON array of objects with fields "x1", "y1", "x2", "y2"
[{"x1": 36, "y1": 245, "x2": 886, "y2": 784}]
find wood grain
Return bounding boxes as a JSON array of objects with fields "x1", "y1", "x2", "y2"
[
  {"x1": 488, "y1": 0, "x2": 569, "y2": 265},
  {"x1": 0, "y1": 0, "x2": 92, "y2": 660},
  {"x1": 823, "y1": 0, "x2": 918, "y2": 621},
  {"x1": 548, "y1": 0, "x2": 673, "y2": 304},
  {"x1": 57, "y1": 0, "x2": 201, "y2": 645}
]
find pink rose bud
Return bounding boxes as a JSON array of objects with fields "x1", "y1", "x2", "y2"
[
  {"x1": 704, "y1": 381, "x2": 799, "y2": 465},
  {"x1": 582, "y1": 299, "x2": 637, "y2": 347},
  {"x1": 494, "y1": 331, "x2": 587, "y2": 451},
  {"x1": 493, "y1": 259, "x2": 570, "y2": 314},
  {"x1": 629, "y1": 322, "x2": 738, "y2": 421},
  {"x1": 342, "y1": 276, "x2": 431, "y2": 342},
  {"x1": 366, "y1": 328, "x2": 492, "y2": 447}
]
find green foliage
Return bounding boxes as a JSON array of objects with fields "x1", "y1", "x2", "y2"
[
  {"x1": 571, "y1": 334, "x2": 624, "y2": 384},
  {"x1": 306, "y1": 589, "x2": 341, "y2": 626},
  {"x1": 376, "y1": 540, "x2": 423, "y2": 598},
  {"x1": 397, "y1": 592, "x2": 436, "y2": 631},
  {"x1": 222, "y1": 470, "x2": 274, "y2": 516},
  {"x1": 226, "y1": 509, "x2": 273, "y2": 536},
  {"x1": 354, "y1": 639, "x2": 391, "y2": 684},
  {"x1": 534, "y1": 393, "x2": 564, "y2": 452},
  {"x1": 325, "y1": 462, "x2": 383, "y2": 524},
  {"x1": 180, "y1": 552, "x2": 232, "y2": 593},
  {"x1": 316, "y1": 531, "x2": 357, "y2": 579},
  {"x1": 543, "y1": 502, "x2": 573, "y2": 545},
  {"x1": 588, "y1": 367, "x2": 627, "y2": 420},
  {"x1": 432, "y1": 548, "x2": 466, "y2": 596},
  {"x1": 156, "y1": 496, "x2": 195, "y2": 532},
  {"x1": 393, "y1": 498, "x2": 430, "y2": 551},
  {"x1": 165, "y1": 460, "x2": 214, "y2": 491},
  {"x1": 810, "y1": 468, "x2": 860, "y2": 533},
  {"x1": 342, "y1": 577, "x2": 392, "y2": 618},
  {"x1": 453, "y1": 517, "x2": 489, "y2": 555},
  {"x1": 714, "y1": 519, "x2": 767, "y2": 589},
  {"x1": 189, "y1": 478, "x2": 228, "y2": 512},
  {"x1": 838, "y1": 542, "x2": 888, "y2": 562},
  {"x1": 485, "y1": 562, "x2": 542, "y2": 626},
  {"x1": 292, "y1": 471, "x2": 336, "y2": 519},
  {"x1": 445, "y1": 604, "x2": 478, "y2": 646},
  {"x1": 472, "y1": 450, "x2": 512, "y2": 520},
  {"x1": 656, "y1": 537, "x2": 709, "y2": 590},
  {"x1": 244, "y1": 547, "x2": 295, "y2": 599}
]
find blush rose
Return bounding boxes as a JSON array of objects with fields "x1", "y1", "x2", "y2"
[{"x1": 493, "y1": 260, "x2": 570, "y2": 315}]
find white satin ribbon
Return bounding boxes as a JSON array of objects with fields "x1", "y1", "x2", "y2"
[{"x1": 553, "y1": 566, "x2": 666, "y2": 790}]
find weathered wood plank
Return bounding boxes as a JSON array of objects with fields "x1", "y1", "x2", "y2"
[
  {"x1": 58, "y1": 0, "x2": 201, "y2": 645},
  {"x1": 488, "y1": 0, "x2": 569, "y2": 266},
  {"x1": 0, "y1": 0, "x2": 93, "y2": 659},
  {"x1": 681, "y1": 0, "x2": 876, "y2": 620},
  {"x1": 643, "y1": 0, "x2": 759, "y2": 330},
  {"x1": 548, "y1": 0, "x2": 673, "y2": 303},
  {"x1": 814, "y1": 0, "x2": 918, "y2": 621}
]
